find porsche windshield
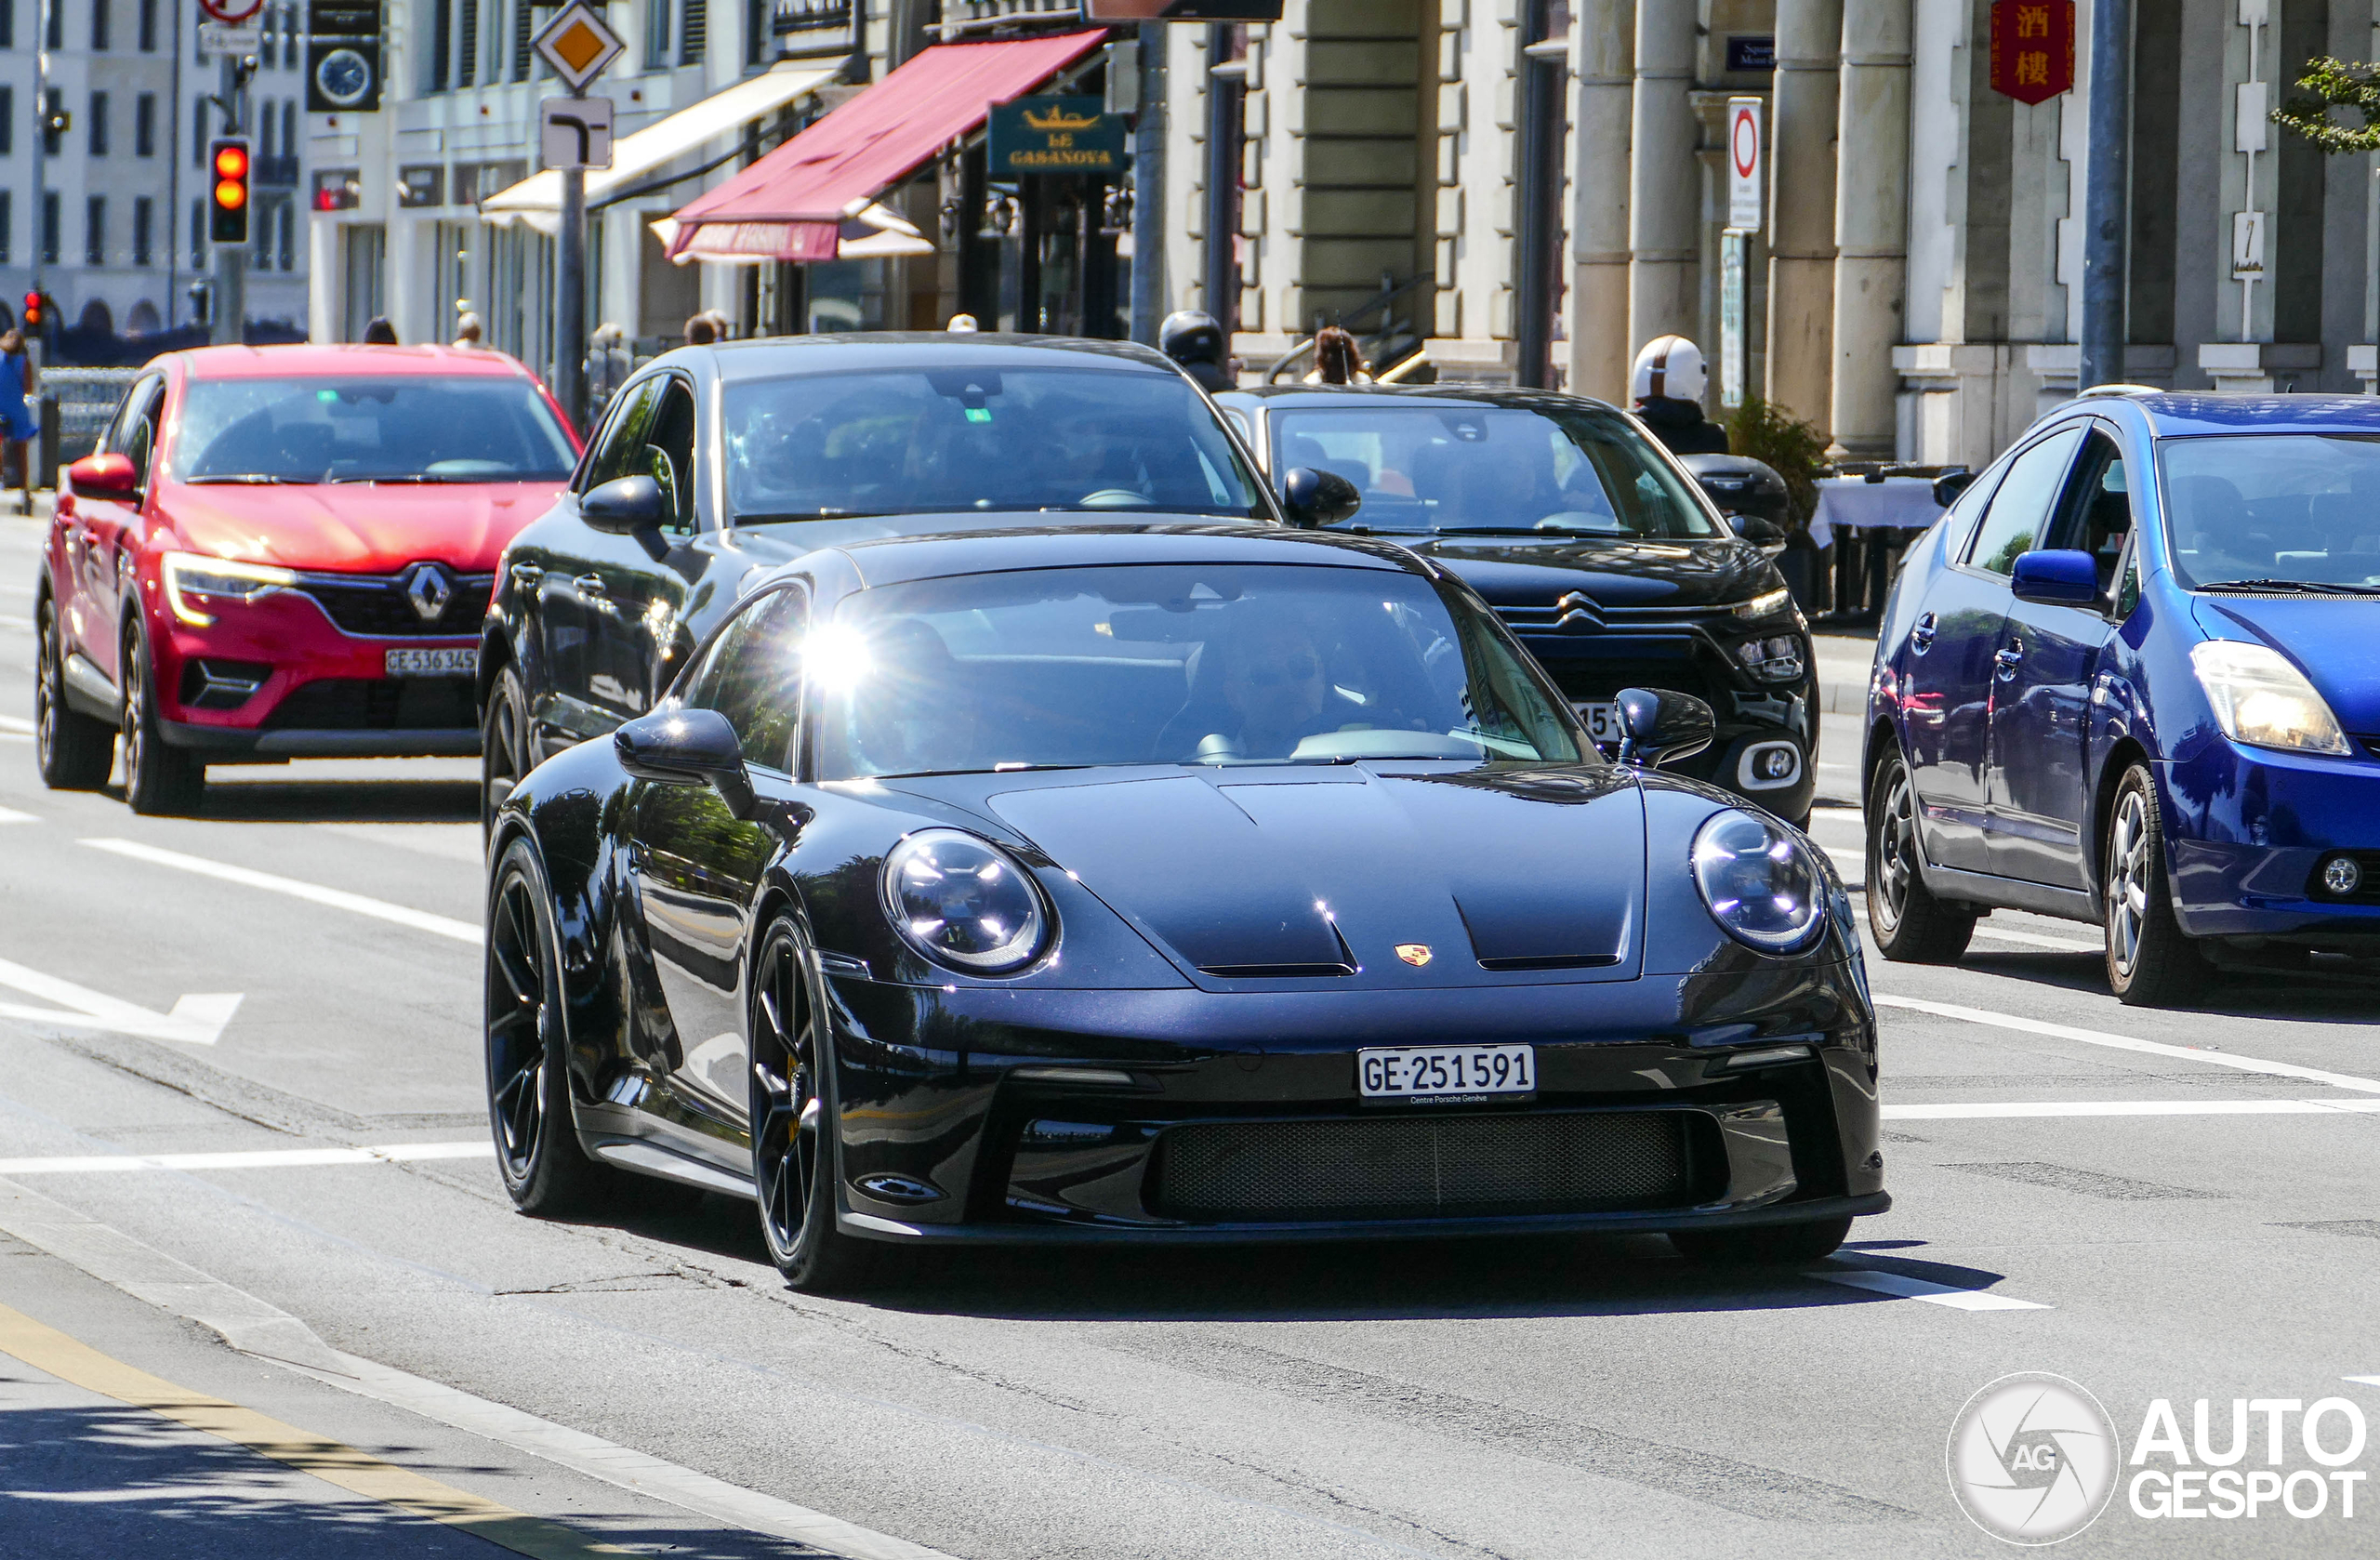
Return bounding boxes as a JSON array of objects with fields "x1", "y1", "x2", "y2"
[
  {"x1": 171, "y1": 377, "x2": 577, "y2": 483},
  {"x1": 1272, "y1": 403, "x2": 1720, "y2": 537},
  {"x1": 723, "y1": 366, "x2": 1267, "y2": 521},
  {"x1": 811, "y1": 562, "x2": 1585, "y2": 777},
  {"x1": 2160, "y1": 434, "x2": 2380, "y2": 591}
]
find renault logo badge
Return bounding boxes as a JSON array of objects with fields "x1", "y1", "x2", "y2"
[
  {"x1": 403, "y1": 562, "x2": 454, "y2": 623},
  {"x1": 1395, "y1": 944, "x2": 1433, "y2": 967}
]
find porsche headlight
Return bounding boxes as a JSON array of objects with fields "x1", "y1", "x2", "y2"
[
  {"x1": 2189, "y1": 641, "x2": 2349, "y2": 757},
  {"x1": 1691, "y1": 809, "x2": 1826, "y2": 953},
  {"x1": 162, "y1": 551, "x2": 298, "y2": 628},
  {"x1": 881, "y1": 829, "x2": 1051, "y2": 974}
]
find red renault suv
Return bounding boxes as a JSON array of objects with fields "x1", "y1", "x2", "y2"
[{"x1": 33, "y1": 344, "x2": 579, "y2": 813}]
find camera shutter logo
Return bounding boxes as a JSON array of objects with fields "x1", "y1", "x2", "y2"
[{"x1": 1947, "y1": 1372, "x2": 2121, "y2": 1544}]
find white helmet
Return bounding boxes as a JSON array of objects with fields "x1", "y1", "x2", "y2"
[{"x1": 1632, "y1": 335, "x2": 1706, "y2": 403}]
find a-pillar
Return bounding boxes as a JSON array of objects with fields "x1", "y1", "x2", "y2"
[
  {"x1": 1626, "y1": 2, "x2": 1698, "y2": 365},
  {"x1": 1566, "y1": 0, "x2": 1633, "y2": 402},
  {"x1": 1764, "y1": 0, "x2": 1839, "y2": 434},
  {"x1": 1829, "y1": 0, "x2": 1911, "y2": 460}
]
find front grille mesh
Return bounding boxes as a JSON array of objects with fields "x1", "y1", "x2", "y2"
[
  {"x1": 263, "y1": 679, "x2": 476, "y2": 732},
  {"x1": 1147, "y1": 1111, "x2": 1694, "y2": 1223},
  {"x1": 299, "y1": 577, "x2": 493, "y2": 638}
]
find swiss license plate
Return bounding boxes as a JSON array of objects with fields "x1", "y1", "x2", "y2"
[
  {"x1": 1358, "y1": 1043, "x2": 1536, "y2": 1103},
  {"x1": 1577, "y1": 701, "x2": 1622, "y2": 744},
  {"x1": 385, "y1": 647, "x2": 477, "y2": 678}
]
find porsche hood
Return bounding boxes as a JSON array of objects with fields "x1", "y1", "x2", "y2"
[{"x1": 985, "y1": 766, "x2": 1647, "y2": 988}]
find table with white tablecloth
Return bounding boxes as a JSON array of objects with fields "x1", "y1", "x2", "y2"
[{"x1": 1807, "y1": 476, "x2": 1946, "y2": 619}]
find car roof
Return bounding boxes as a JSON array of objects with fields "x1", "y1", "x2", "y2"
[
  {"x1": 2067, "y1": 392, "x2": 2380, "y2": 439},
  {"x1": 689, "y1": 332, "x2": 1183, "y2": 383},
  {"x1": 773, "y1": 524, "x2": 1426, "y2": 593},
  {"x1": 170, "y1": 344, "x2": 539, "y2": 381},
  {"x1": 1218, "y1": 383, "x2": 1632, "y2": 416}
]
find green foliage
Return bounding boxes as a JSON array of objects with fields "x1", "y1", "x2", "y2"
[
  {"x1": 1722, "y1": 394, "x2": 1829, "y2": 528},
  {"x1": 2272, "y1": 57, "x2": 2380, "y2": 153}
]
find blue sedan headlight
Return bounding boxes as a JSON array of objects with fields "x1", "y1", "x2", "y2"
[
  {"x1": 1691, "y1": 810, "x2": 1826, "y2": 952},
  {"x1": 881, "y1": 829, "x2": 1051, "y2": 973}
]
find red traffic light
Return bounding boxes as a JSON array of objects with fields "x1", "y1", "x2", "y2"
[
  {"x1": 213, "y1": 143, "x2": 249, "y2": 180},
  {"x1": 208, "y1": 139, "x2": 252, "y2": 243},
  {"x1": 21, "y1": 291, "x2": 41, "y2": 328}
]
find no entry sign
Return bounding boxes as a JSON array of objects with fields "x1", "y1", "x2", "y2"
[
  {"x1": 1989, "y1": 0, "x2": 2075, "y2": 106},
  {"x1": 1726, "y1": 98, "x2": 1762, "y2": 233}
]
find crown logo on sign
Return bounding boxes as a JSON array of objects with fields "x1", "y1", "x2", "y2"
[{"x1": 1022, "y1": 105, "x2": 1103, "y2": 132}]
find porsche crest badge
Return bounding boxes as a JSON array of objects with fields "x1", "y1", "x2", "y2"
[{"x1": 1395, "y1": 944, "x2": 1433, "y2": 967}]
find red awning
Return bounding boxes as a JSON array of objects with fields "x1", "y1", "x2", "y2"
[{"x1": 668, "y1": 30, "x2": 1108, "y2": 264}]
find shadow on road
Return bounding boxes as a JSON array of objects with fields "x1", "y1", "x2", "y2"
[
  {"x1": 157, "y1": 778, "x2": 480, "y2": 826},
  {"x1": 1947, "y1": 946, "x2": 2380, "y2": 1025}
]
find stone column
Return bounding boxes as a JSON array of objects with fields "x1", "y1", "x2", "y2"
[
  {"x1": 1566, "y1": 0, "x2": 1634, "y2": 401},
  {"x1": 1764, "y1": 0, "x2": 1841, "y2": 432},
  {"x1": 1626, "y1": 1, "x2": 1699, "y2": 366},
  {"x1": 1830, "y1": 0, "x2": 1911, "y2": 459}
]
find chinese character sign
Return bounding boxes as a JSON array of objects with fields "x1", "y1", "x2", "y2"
[{"x1": 1989, "y1": 0, "x2": 2074, "y2": 106}]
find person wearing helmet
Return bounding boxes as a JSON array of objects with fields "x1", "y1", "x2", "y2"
[
  {"x1": 1160, "y1": 309, "x2": 1232, "y2": 393},
  {"x1": 1631, "y1": 335, "x2": 1730, "y2": 456}
]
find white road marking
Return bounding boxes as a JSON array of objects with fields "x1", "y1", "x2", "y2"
[
  {"x1": 0, "y1": 714, "x2": 35, "y2": 733},
  {"x1": 0, "y1": 956, "x2": 242, "y2": 1046},
  {"x1": 81, "y1": 838, "x2": 483, "y2": 945},
  {"x1": 2345, "y1": 1376, "x2": 2380, "y2": 1389},
  {"x1": 1886, "y1": 1098, "x2": 2380, "y2": 1119},
  {"x1": 1810, "y1": 1262, "x2": 2049, "y2": 1311},
  {"x1": 0, "y1": 806, "x2": 35, "y2": 824},
  {"x1": 0, "y1": 615, "x2": 29, "y2": 630},
  {"x1": 0, "y1": 1142, "x2": 492, "y2": 1175},
  {"x1": 1873, "y1": 994, "x2": 2380, "y2": 1094}
]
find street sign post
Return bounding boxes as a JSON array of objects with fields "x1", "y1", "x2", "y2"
[
  {"x1": 197, "y1": 21, "x2": 263, "y2": 56},
  {"x1": 1719, "y1": 233, "x2": 1748, "y2": 411},
  {"x1": 531, "y1": 4, "x2": 624, "y2": 438},
  {"x1": 540, "y1": 98, "x2": 615, "y2": 172},
  {"x1": 1726, "y1": 97, "x2": 1763, "y2": 233},
  {"x1": 534, "y1": 3, "x2": 627, "y2": 94}
]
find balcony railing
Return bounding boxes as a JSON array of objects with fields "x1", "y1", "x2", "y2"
[{"x1": 773, "y1": 0, "x2": 854, "y2": 35}]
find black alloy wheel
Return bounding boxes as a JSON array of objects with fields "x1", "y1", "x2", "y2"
[
  {"x1": 120, "y1": 618, "x2": 205, "y2": 815},
  {"x1": 485, "y1": 838, "x2": 612, "y2": 1213},
  {"x1": 2102, "y1": 764, "x2": 2209, "y2": 1007},
  {"x1": 482, "y1": 665, "x2": 532, "y2": 841},
  {"x1": 749, "y1": 918, "x2": 892, "y2": 1292},
  {"x1": 34, "y1": 596, "x2": 114, "y2": 789},
  {"x1": 1864, "y1": 751, "x2": 1975, "y2": 962},
  {"x1": 1670, "y1": 1216, "x2": 1852, "y2": 1264}
]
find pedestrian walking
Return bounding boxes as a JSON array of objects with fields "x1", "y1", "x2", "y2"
[
  {"x1": 1304, "y1": 325, "x2": 1369, "y2": 385},
  {"x1": 684, "y1": 314, "x2": 718, "y2": 347},
  {"x1": 586, "y1": 324, "x2": 633, "y2": 417},
  {"x1": 1630, "y1": 336, "x2": 1729, "y2": 456},
  {"x1": 453, "y1": 312, "x2": 486, "y2": 350},
  {"x1": 362, "y1": 317, "x2": 399, "y2": 345},
  {"x1": 0, "y1": 327, "x2": 37, "y2": 515}
]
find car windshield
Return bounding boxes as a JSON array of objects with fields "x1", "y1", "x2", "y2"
[
  {"x1": 2160, "y1": 433, "x2": 2380, "y2": 589},
  {"x1": 170, "y1": 377, "x2": 577, "y2": 484},
  {"x1": 806, "y1": 562, "x2": 1584, "y2": 777},
  {"x1": 1272, "y1": 403, "x2": 1721, "y2": 537},
  {"x1": 722, "y1": 366, "x2": 1267, "y2": 522}
]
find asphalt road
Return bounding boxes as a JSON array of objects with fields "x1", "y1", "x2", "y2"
[{"x1": 4, "y1": 508, "x2": 2378, "y2": 1558}]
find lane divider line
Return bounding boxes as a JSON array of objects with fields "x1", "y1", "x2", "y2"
[
  {"x1": 0, "y1": 714, "x2": 35, "y2": 734},
  {"x1": 0, "y1": 805, "x2": 37, "y2": 824},
  {"x1": 1886, "y1": 1098, "x2": 2380, "y2": 1119},
  {"x1": 1872, "y1": 994, "x2": 2380, "y2": 1095},
  {"x1": 0, "y1": 1176, "x2": 964, "y2": 1560},
  {"x1": 2345, "y1": 1377, "x2": 2380, "y2": 1389},
  {"x1": 0, "y1": 1300, "x2": 639, "y2": 1559},
  {"x1": 81, "y1": 838, "x2": 483, "y2": 945},
  {"x1": 0, "y1": 1141, "x2": 495, "y2": 1175},
  {"x1": 1808, "y1": 1263, "x2": 2050, "y2": 1312}
]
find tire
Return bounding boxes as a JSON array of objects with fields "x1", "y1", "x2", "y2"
[
  {"x1": 34, "y1": 595, "x2": 115, "y2": 790},
  {"x1": 1671, "y1": 1216, "x2": 1852, "y2": 1264},
  {"x1": 749, "y1": 918, "x2": 898, "y2": 1293},
  {"x1": 1864, "y1": 750, "x2": 1975, "y2": 962},
  {"x1": 120, "y1": 618, "x2": 205, "y2": 815},
  {"x1": 482, "y1": 663, "x2": 532, "y2": 842},
  {"x1": 485, "y1": 837, "x2": 616, "y2": 1215},
  {"x1": 2102, "y1": 764, "x2": 2209, "y2": 1007}
]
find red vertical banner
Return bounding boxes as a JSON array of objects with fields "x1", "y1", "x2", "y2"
[{"x1": 1989, "y1": 0, "x2": 2077, "y2": 106}]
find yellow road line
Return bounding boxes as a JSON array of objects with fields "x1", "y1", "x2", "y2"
[{"x1": 0, "y1": 1300, "x2": 632, "y2": 1559}]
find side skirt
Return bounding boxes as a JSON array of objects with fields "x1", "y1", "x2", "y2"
[
  {"x1": 63, "y1": 653, "x2": 121, "y2": 723},
  {"x1": 587, "y1": 1136, "x2": 758, "y2": 1200},
  {"x1": 1919, "y1": 858, "x2": 2097, "y2": 923}
]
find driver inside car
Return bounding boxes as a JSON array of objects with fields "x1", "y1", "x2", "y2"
[{"x1": 1210, "y1": 608, "x2": 1351, "y2": 759}]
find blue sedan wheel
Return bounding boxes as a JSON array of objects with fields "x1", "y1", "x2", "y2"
[{"x1": 2103, "y1": 765, "x2": 2210, "y2": 1007}]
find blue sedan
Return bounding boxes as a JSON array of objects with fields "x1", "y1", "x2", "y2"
[{"x1": 1863, "y1": 392, "x2": 2380, "y2": 1004}]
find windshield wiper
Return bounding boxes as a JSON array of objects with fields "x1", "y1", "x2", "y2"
[
  {"x1": 186, "y1": 473, "x2": 312, "y2": 485},
  {"x1": 329, "y1": 473, "x2": 457, "y2": 484},
  {"x1": 1431, "y1": 524, "x2": 1623, "y2": 537},
  {"x1": 733, "y1": 510, "x2": 903, "y2": 523},
  {"x1": 2198, "y1": 578, "x2": 2380, "y2": 597}
]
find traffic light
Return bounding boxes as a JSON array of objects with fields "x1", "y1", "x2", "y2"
[
  {"x1": 21, "y1": 293, "x2": 41, "y2": 331},
  {"x1": 209, "y1": 139, "x2": 252, "y2": 245}
]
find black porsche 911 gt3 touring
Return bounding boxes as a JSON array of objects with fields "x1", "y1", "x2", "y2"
[{"x1": 484, "y1": 523, "x2": 1884, "y2": 1290}]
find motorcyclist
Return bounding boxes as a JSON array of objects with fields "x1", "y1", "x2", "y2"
[
  {"x1": 1630, "y1": 336, "x2": 1730, "y2": 456},
  {"x1": 1160, "y1": 310, "x2": 1232, "y2": 393}
]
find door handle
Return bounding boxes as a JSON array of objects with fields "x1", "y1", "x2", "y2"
[
  {"x1": 574, "y1": 573, "x2": 608, "y2": 599},
  {"x1": 509, "y1": 562, "x2": 544, "y2": 588},
  {"x1": 1911, "y1": 612, "x2": 1937, "y2": 652},
  {"x1": 1994, "y1": 643, "x2": 2024, "y2": 681}
]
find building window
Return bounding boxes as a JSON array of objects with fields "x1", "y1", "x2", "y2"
[
  {"x1": 276, "y1": 202, "x2": 294, "y2": 271},
  {"x1": 136, "y1": 92, "x2": 156, "y2": 156},
  {"x1": 680, "y1": 0, "x2": 707, "y2": 65},
  {"x1": 46, "y1": 0, "x2": 61, "y2": 49},
  {"x1": 0, "y1": 192, "x2": 11, "y2": 267},
  {"x1": 260, "y1": 99, "x2": 275, "y2": 160},
  {"x1": 0, "y1": 87, "x2": 11, "y2": 157},
  {"x1": 42, "y1": 192, "x2": 59, "y2": 265},
  {"x1": 284, "y1": 4, "x2": 300, "y2": 69},
  {"x1": 190, "y1": 198, "x2": 205, "y2": 269},
  {"x1": 459, "y1": 0, "x2": 480, "y2": 86},
  {"x1": 91, "y1": 0, "x2": 110, "y2": 50},
  {"x1": 429, "y1": 0, "x2": 453, "y2": 92},
  {"x1": 193, "y1": 100, "x2": 208, "y2": 166},
  {"x1": 645, "y1": 0, "x2": 669, "y2": 69},
  {"x1": 89, "y1": 92, "x2": 110, "y2": 157},
  {"x1": 134, "y1": 197, "x2": 153, "y2": 266},
  {"x1": 86, "y1": 197, "x2": 106, "y2": 267},
  {"x1": 0, "y1": 1, "x2": 13, "y2": 50},
  {"x1": 283, "y1": 101, "x2": 297, "y2": 165},
  {"x1": 139, "y1": 0, "x2": 158, "y2": 52},
  {"x1": 512, "y1": 0, "x2": 534, "y2": 82}
]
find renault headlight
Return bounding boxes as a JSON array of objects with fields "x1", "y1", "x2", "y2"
[
  {"x1": 162, "y1": 551, "x2": 297, "y2": 628},
  {"x1": 1691, "y1": 810, "x2": 1826, "y2": 953},
  {"x1": 1731, "y1": 587, "x2": 1793, "y2": 620},
  {"x1": 2189, "y1": 641, "x2": 2349, "y2": 757},
  {"x1": 881, "y1": 829, "x2": 1051, "y2": 974}
]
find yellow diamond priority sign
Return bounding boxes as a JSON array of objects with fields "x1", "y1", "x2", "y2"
[{"x1": 534, "y1": 2, "x2": 624, "y2": 93}]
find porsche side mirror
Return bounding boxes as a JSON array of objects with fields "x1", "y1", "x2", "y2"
[
  {"x1": 2011, "y1": 548, "x2": 2101, "y2": 606},
  {"x1": 614, "y1": 707, "x2": 756, "y2": 819},
  {"x1": 583, "y1": 474, "x2": 669, "y2": 539},
  {"x1": 1279, "y1": 466, "x2": 1362, "y2": 529},
  {"x1": 1614, "y1": 686, "x2": 1716, "y2": 770},
  {"x1": 1931, "y1": 467, "x2": 1976, "y2": 509},
  {"x1": 66, "y1": 451, "x2": 139, "y2": 499}
]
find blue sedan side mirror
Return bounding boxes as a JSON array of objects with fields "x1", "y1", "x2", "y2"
[{"x1": 2011, "y1": 548, "x2": 2101, "y2": 606}]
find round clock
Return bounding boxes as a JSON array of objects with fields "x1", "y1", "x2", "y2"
[{"x1": 315, "y1": 47, "x2": 375, "y2": 110}]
